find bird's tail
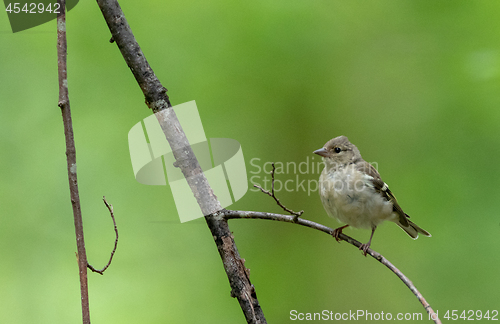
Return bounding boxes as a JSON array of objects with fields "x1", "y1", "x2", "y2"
[{"x1": 396, "y1": 220, "x2": 431, "y2": 239}]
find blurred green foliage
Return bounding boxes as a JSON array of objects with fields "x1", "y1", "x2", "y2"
[{"x1": 1, "y1": 0, "x2": 500, "y2": 323}]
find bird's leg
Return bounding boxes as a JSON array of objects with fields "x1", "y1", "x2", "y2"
[
  {"x1": 359, "y1": 226, "x2": 376, "y2": 256},
  {"x1": 332, "y1": 224, "x2": 349, "y2": 242}
]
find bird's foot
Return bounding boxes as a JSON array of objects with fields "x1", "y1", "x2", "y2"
[
  {"x1": 359, "y1": 243, "x2": 370, "y2": 256},
  {"x1": 359, "y1": 227, "x2": 376, "y2": 257},
  {"x1": 332, "y1": 225, "x2": 349, "y2": 243}
]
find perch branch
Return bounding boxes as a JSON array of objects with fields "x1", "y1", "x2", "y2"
[
  {"x1": 223, "y1": 210, "x2": 441, "y2": 324},
  {"x1": 253, "y1": 163, "x2": 303, "y2": 220},
  {"x1": 250, "y1": 160, "x2": 440, "y2": 322},
  {"x1": 95, "y1": 1, "x2": 266, "y2": 322},
  {"x1": 87, "y1": 196, "x2": 119, "y2": 275},
  {"x1": 57, "y1": 1, "x2": 90, "y2": 323}
]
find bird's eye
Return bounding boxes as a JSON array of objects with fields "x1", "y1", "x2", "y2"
[{"x1": 334, "y1": 147, "x2": 341, "y2": 153}]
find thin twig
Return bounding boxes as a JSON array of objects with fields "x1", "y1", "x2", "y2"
[
  {"x1": 253, "y1": 163, "x2": 304, "y2": 220},
  {"x1": 87, "y1": 196, "x2": 119, "y2": 275},
  {"x1": 57, "y1": 1, "x2": 90, "y2": 323},
  {"x1": 223, "y1": 210, "x2": 441, "y2": 324}
]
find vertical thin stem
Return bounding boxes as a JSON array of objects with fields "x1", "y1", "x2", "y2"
[{"x1": 57, "y1": 1, "x2": 91, "y2": 323}]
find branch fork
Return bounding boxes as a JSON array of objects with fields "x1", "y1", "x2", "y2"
[{"x1": 253, "y1": 162, "x2": 303, "y2": 221}]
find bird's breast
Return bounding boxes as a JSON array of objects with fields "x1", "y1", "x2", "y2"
[{"x1": 318, "y1": 166, "x2": 394, "y2": 229}]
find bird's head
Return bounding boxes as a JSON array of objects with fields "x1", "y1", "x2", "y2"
[{"x1": 313, "y1": 135, "x2": 362, "y2": 170}]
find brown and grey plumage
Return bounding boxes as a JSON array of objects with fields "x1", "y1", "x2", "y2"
[{"x1": 314, "y1": 135, "x2": 431, "y2": 256}]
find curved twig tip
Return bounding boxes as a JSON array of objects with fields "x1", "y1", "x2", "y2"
[{"x1": 87, "y1": 196, "x2": 119, "y2": 275}]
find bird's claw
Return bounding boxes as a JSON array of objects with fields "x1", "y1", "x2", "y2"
[
  {"x1": 332, "y1": 229, "x2": 342, "y2": 243},
  {"x1": 359, "y1": 243, "x2": 370, "y2": 256},
  {"x1": 332, "y1": 225, "x2": 348, "y2": 243}
]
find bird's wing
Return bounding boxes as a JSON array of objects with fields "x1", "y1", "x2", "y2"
[{"x1": 356, "y1": 161, "x2": 409, "y2": 227}]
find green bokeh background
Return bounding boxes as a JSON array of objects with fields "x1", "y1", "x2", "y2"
[{"x1": 1, "y1": 1, "x2": 500, "y2": 323}]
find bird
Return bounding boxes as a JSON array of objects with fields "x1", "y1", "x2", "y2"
[{"x1": 314, "y1": 135, "x2": 430, "y2": 256}]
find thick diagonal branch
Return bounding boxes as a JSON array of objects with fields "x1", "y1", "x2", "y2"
[{"x1": 95, "y1": 1, "x2": 266, "y2": 322}]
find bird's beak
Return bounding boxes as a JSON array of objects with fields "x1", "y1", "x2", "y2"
[{"x1": 313, "y1": 148, "x2": 329, "y2": 157}]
